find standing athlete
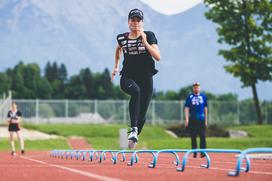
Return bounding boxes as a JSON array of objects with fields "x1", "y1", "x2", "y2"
[
  {"x1": 7, "y1": 102, "x2": 25, "y2": 156},
  {"x1": 184, "y1": 82, "x2": 208, "y2": 158},
  {"x1": 112, "y1": 8, "x2": 160, "y2": 149}
]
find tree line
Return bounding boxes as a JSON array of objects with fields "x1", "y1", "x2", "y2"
[
  {"x1": 0, "y1": 61, "x2": 126, "y2": 99},
  {"x1": 0, "y1": 61, "x2": 240, "y2": 101}
]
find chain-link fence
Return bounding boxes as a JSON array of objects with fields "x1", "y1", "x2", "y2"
[
  {"x1": 0, "y1": 91, "x2": 12, "y2": 123},
  {"x1": 0, "y1": 99, "x2": 270, "y2": 126}
]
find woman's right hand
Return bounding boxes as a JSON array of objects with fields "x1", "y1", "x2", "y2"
[
  {"x1": 111, "y1": 68, "x2": 119, "y2": 81},
  {"x1": 185, "y1": 120, "x2": 189, "y2": 128}
]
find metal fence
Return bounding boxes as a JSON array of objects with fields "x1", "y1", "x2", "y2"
[
  {"x1": 0, "y1": 99, "x2": 270, "y2": 126},
  {"x1": 0, "y1": 91, "x2": 12, "y2": 123}
]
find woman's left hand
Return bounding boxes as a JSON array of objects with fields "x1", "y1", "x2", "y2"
[{"x1": 140, "y1": 31, "x2": 148, "y2": 45}]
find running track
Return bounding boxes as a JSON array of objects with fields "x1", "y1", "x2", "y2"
[{"x1": 0, "y1": 151, "x2": 271, "y2": 181}]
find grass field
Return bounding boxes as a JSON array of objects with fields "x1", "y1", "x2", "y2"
[
  {"x1": 0, "y1": 138, "x2": 69, "y2": 151},
  {"x1": 14, "y1": 124, "x2": 272, "y2": 150}
]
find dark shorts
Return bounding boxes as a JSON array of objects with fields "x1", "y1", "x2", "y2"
[{"x1": 8, "y1": 123, "x2": 20, "y2": 132}]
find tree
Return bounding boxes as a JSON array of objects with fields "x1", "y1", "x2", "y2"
[
  {"x1": 44, "y1": 61, "x2": 67, "y2": 98},
  {"x1": 22, "y1": 63, "x2": 41, "y2": 97},
  {"x1": 36, "y1": 78, "x2": 52, "y2": 99},
  {"x1": 80, "y1": 68, "x2": 94, "y2": 98},
  {"x1": 204, "y1": 0, "x2": 272, "y2": 124},
  {"x1": 178, "y1": 86, "x2": 193, "y2": 100},
  {"x1": 217, "y1": 93, "x2": 238, "y2": 101},
  {"x1": 66, "y1": 75, "x2": 86, "y2": 99},
  {"x1": 0, "y1": 72, "x2": 11, "y2": 94},
  {"x1": 100, "y1": 68, "x2": 114, "y2": 99},
  {"x1": 7, "y1": 62, "x2": 28, "y2": 98},
  {"x1": 59, "y1": 63, "x2": 68, "y2": 82},
  {"x1": 6, "y1": 62, "x2": 52, "y2": 99}
]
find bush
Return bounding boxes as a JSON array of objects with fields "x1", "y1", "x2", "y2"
[
  {"x1": 167, "y1": 124, "x2": 229, "y2": 137},
  {"x1": 39, "y1": 103, "x2": 55, "y2": 118}
]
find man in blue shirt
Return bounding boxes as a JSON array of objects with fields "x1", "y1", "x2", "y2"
[{"x1": 184, "y1": 82, "x2": 208, "y2": 158}]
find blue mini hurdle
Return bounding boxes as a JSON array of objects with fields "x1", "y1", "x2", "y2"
[
  {"x1": 176, "y1": 149, "x2": 250, "y2": 172},
  {"x1": 128, "y1": 150, "x2": 158, "y2": 166},
  {"x1": 148, "y1": 149, "x2": 188, "y2": 168},
  {"x1": 228, "y1": 147, "x2": 272, "y2": 176},
  {"x1": 50, "y1": 147, "x2": 272, "y2": 176},
  {"x1": 112, "y1": 150, "x2": 139, "y2": 164},
  {"x1": 98, "y1": 150, "x2": 119, "y2": 163}
]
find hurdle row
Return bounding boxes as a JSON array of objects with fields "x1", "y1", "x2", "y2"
[{"x1": 50, "y1": 148, "x2": 272, "y2": 176}]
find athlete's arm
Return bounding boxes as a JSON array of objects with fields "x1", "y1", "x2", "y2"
[
  {"x1": 10, "y1": 115, "x2": 21, "y2": 124},
  {"x1": 140, "y1": 31, "x2": 161, "y2": 61},
  {"x1": 6, "y1": 118, "x2": 11, "y2": 124},
  {"x1": 112, "y1": 44, "x2": 122, "y2": 81},
  {"x1": 184, "y1": 107, "x2": 189, "y2": 127},
  {"x1": 204, "y1": 107, "x2": 208, "y2": 127}
]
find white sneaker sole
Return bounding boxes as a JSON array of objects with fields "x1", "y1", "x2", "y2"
[{"x1": 128, "y1": 140, "x2": 137, "y2": 149}]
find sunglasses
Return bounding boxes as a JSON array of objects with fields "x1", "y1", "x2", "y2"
[{"x1": 193, "y1": 83, "x2": 200, "y2": 86}]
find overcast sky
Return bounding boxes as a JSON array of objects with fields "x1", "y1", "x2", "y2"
[{"x1": 140, "y1": 0, "x2": 203, "y2": 15}]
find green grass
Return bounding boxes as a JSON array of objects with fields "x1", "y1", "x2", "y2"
[
  {"x1": 24, "y1": 124, "x2": 124, "y2": 138},
  {"x1": 23, "y1": 124, "x2": 173, "y2": 150},
  {"x1": 140, "y1": 138, "x2": 272, "y2": 150},
  {"x1": 21, "y1": 124, "x2": 272, "y2": 150},
  {"x1": 0, "y1": 139, "x2": 70, "y2": 151},
  {"x1": 229, "y1": 125, "x2": 272, "y2": 137}
]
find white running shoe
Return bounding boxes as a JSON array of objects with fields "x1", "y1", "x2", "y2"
[
  {"x1": 128, "y1": 127, "x2": 138, "y2": 149},
  {"x1": 128, "y1": 140, "x2": 137, "y2": 149}
]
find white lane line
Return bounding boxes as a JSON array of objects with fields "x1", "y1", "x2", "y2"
[
  {"x1": 20, "y1": 156, "x2": 124, "y2": 181},
  {"x1": 186, "y1": 165, "x2": 272, "y2": 176},
  {"x1": 138, "y1": 156, "x2": 272, "y2": 167},
  {"x1": 145, "y1": 162, "x2": 272, "y2": 176}
]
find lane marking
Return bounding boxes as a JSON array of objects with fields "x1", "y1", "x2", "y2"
[
  {"x1": 131, "y1": 157, "x2": 272, "y2": 175},
  {"x1": 20, "y1": 156, "x2": 124, "y2": 181},
  {"x1": 186, "y1": 165, "x2": 272, "y2": 176},
  {"x1": 17, "y1": 155, "x2": 272, "y2": 178},
  {"x1": 137, "y1": 156, "x2": 272, "y2": 167},
  {"x1": 144, "y1": 162, "x2": 272, "y2": 176}
]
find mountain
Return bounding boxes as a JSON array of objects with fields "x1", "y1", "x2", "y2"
[{"x1": 0, "y1": 0, "x2": 271, "y2": 100}]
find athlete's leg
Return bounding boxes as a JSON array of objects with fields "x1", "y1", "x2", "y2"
[
  {"x1": 16, "y1": 131, "x2": 25, "y2": 153},
  {"x1": 120, "y1": 76, "x2": 141, "y2": 149},
  {"x1": 137, "y1": 76, "x2": 153, "y2": 135},
  {"x1": 199, "y1": 121, "x2": 206, "y2": 157},
  {"x1": 120, "y1": 76, "x2": 141, "y2": 128},
  {"x1": 189, "y1": 120, "x2": 198, "y2": 157},
  {"x1": 9, "y1": 132, "x2": 15, "y2": 154},
  {"x1": 195, "y1": 121, "x2": 206, "y2": 157},
  {"x1": 190, "y1": 132, "x2": 197, "y2": 149}
]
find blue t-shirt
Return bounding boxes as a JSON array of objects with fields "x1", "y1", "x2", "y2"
[{"x1": 184, "y1": 93, "x2": 208, "y2": 121}]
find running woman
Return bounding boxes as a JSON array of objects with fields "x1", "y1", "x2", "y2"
[
  {"x1": 184, "y1": 82, "x2": 208, "y2": 158},
  {"x1": 112, "y1": 8, "x2": 160, "y2": 149},
  {"x1": 7, "y1": 102, "x2": 25, "y2": 156}
]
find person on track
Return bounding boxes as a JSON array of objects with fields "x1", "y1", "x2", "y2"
[
  {"x1": 7, "y1": 102, "x2": 25, "y2": 156},
  {"x1": 184, "y1": 82, "x2": 208, "y2": 158},
  {"x1": 111, "y1": 8, "x2": 160, "y2": 149}
]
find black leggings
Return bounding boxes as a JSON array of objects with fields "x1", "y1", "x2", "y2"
[
  {"x1": 120, "y1": 75, "x2": 153, "y2": 135},
  {"x1": 188, "y1": 120, "x2": 207, "y2": 150}
]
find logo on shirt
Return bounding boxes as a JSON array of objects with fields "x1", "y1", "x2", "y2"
[
  {"x1": 121, "y1": 40, "x2": 127, "y2": 45},
  {"x1": 191, "y1": 96, "x2": 204, "y2": 105},
  {"x1": 9, "y1": 112, "x2": 18, "y2": 119},
  {"x1": 118, "y1": 36, "x2": 125, "y2": 40},
  {"x1": 128, "y1": 40, "x2": 137, "y2": 43},
  {"x1": 121, "y1": 37, "x2": 147, "y2": 55}
]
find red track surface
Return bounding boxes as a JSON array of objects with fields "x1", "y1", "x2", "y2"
[
  {"x1": 68, "y1": 137, "x2": 92, "y2": 149},
  {"x1": 0, "y1": 151, "x2": 271, "y2": 181}
]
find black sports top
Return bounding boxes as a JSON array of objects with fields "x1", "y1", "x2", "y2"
[
  {"x1": 116, "y1": 31, "x2": 158, "y2": 77},
  {"x1": 7, "y1": 110, "x2": 22, "y2": 124}
]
